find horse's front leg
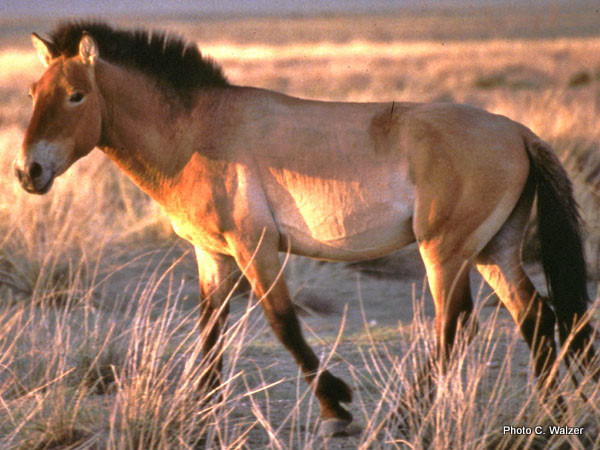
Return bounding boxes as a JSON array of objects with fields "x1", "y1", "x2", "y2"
[
  {"x1": 229, "y1": 233, "x2": 353, "y2": 436},
  {"x1": 195, "y1": 247, "x2": 236, "y2": 399}
]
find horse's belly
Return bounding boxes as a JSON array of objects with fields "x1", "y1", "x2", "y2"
[
  {"x1": 281, "y1": 215, "x2": 416, "y2": 261},
  {"x1": 261, "y1": 162, "x2": 416, "y2": 261}
]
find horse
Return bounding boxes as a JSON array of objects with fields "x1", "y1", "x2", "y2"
[{"x1": 15, "y1": 21, "x2": 597, "y2": 436}]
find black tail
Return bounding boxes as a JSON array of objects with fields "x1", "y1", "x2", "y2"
[{"x1": 526, "y1": 139, "x2": 596, "y2": 373}]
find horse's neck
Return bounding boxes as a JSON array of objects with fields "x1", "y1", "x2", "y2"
[{"x1": 95, "y1": 61, "x2": 191, "y2": 201}]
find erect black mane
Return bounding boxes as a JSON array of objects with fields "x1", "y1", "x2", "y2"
[{"x1": 44, "y1": 21, "x2": 229, "y2": 106}]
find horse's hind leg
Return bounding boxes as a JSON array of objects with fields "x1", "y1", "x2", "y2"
[
  {"x1": 475, "y1": 237, "x2": 560, "y2": 399},
  {"x1": 409, "y1": 195, "x2": 481, "y2": 405},
  {"x1": 417, "y1": 251, "x2": 477, "y2": 385},
  {"x1": 426, "y1": 258, "x2": 476, "y2": 365},
  {"x1": 394, "y1": 245, "x2": 477, "y2": 431},
  {"x1": 474, "y1": 181, "x2": 560, "y2": 400}
]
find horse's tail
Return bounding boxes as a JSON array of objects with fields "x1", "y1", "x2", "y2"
[{"x1": 525, "y1": 137, "x2": 596, "y2": 374}]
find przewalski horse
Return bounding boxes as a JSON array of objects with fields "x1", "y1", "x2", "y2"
[{"x1": 15, "y1": 21, "x2": 597, "y2": 435}]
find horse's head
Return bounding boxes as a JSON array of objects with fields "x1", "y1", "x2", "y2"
[{"x1": 15, "y1": 32, "x2": 102, "y2": 194}]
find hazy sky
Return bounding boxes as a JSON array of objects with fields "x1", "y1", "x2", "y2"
[
  {"x1": 0, "y1": 0, "x2": 577, "y2": 19},
  {"x1": 5, "y1": 0, "x2": 407, "y2": 18}
]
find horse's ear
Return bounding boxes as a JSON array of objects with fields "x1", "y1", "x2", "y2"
[
  {"x1": 78, "y1": 33, "x2": 99, "y2": 66},
  {"x1": 31, "y1": 33, "x2": 54, "y2": 68}
]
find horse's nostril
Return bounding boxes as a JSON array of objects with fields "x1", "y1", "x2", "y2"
[{"x1": 28, "y1": 162, "x2": 43, "y2": 179}]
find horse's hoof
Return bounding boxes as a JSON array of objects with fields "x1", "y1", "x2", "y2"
[{"x1": 320, "y1": 418, "x2": 352, "y2": 437}]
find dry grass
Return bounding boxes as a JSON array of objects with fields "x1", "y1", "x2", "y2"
[
  {"x1": 0, "y1": 271, "x2": 597, "y2": 449},
  {"x1": 0, "y1": 8, "x2": 599, "y2": 449}
]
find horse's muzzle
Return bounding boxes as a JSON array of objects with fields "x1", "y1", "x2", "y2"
[{"x1": 14, "y1": 162, "x2": 54, "y2": 195}]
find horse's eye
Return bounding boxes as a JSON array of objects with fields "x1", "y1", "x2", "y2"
[{"x1": 69, "y1": 92, "x2": 85, "y2": 103}]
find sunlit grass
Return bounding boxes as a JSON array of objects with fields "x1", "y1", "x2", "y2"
[
  {"x1": 0, "y1": 12, "x2": 599, "y2": 449},
  {"x1": 0, "y1": 265, "x2": 597, "y2": 448}
]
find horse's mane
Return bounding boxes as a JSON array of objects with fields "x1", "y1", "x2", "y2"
[{"x1": 44, "y1": 21, "x2": 229, "y2": 106}]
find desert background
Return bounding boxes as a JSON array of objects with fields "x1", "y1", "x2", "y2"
[{"x1": 0, "y1": 1, "x2": 599, "y2": 448}]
